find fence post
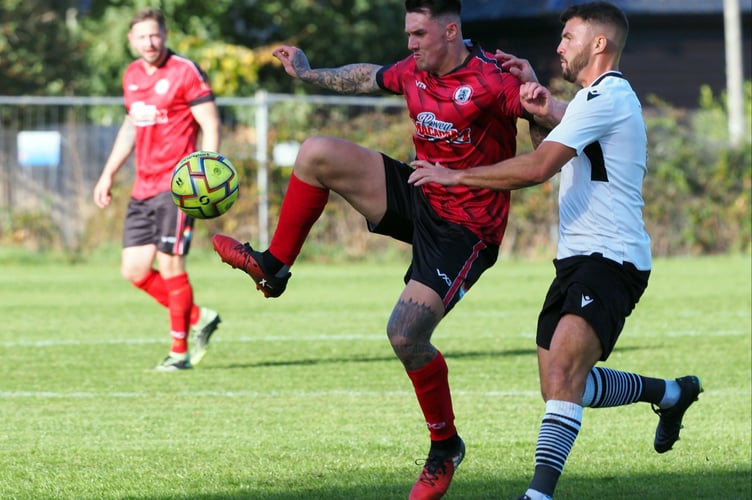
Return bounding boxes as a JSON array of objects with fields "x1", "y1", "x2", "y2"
[
  {"x1": 255, "y1": 90, "x2": 269, "y2": 248},
  {"x1": 724, "y1": 0, "x2": 746, "y2": 149}
]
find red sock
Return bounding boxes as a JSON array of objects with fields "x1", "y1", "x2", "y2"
[
  {"x1": 133, "y1": 269, "x2": 200, "y2": 325},
  {"x1": 269, "y1": 173, "x2": 329, "y2": 266},
  {"x1": 133, "y1": 269, "x2": 169, "y2": 307},
  {"x1": 189, "y1": 305, "x2": 200, "y2": 325},
  {"x1": 164, "y1": 273, "x2": 193, "y2": 354},
  {"x1": 407, "y1": 352, "x2": 457, "y2": 441}
]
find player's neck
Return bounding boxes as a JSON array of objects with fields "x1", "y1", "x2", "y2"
[
  {"x1": 579, "y1": 60, "x2": 619, "y2": 88},
  {"x1": 141, "y1": 49, "x2": 168, "y2": 75},
  {"x1": 436, "y1": 42, "x2": 471, "y2": 76}
]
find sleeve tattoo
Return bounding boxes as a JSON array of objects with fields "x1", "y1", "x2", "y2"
[{"x1": 298, "y1": 63, "x2": 382, "y2": 94}]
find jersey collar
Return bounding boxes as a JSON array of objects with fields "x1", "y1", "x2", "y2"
[{"x1": 591, "y1": 71, "x2": 625, "y2": 87}]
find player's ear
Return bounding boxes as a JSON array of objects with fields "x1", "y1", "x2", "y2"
[
  {"x1": 445, "y1": 21, "x2": 459, "y2": 42},
  {"x1": 593, "y1": 34, "x2": 608, "y2": 54}
]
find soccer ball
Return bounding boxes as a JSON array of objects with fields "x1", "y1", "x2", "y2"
[{"x1": 170, "y1": 151, "x2": 239, "y2": 219}]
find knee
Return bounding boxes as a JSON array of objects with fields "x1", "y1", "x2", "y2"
[
  {"x1": 541, "y1": 364, "x2": 589, "y2": 403},
  {"x1": 386, "y1": 325, "x2": 413, "y2": 361},
  {"x1": 121, "y1": 263, "x2": 150, "y2": 284},
  {"x1": 386, "y1": 327, "x2": 436, "y2": 370},
  {"x1": 295, "y1": 137, "x2": 334, "y2": 172},
  {"x1": 121, "y1": 266, "x2": 139, "y2": 283}
]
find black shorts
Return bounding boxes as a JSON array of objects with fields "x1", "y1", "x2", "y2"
[
  {"x1": 368, "y1": 154, "x2": 499, "y2": 315},
  {"x1": 536, "y1": 253, "x2": 650, "y2": 360},
  {"x1": 122, "y1": 191, "x2": 194, "y2": 256}
]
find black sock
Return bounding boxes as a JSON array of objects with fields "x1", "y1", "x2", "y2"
[
  {"x1": 262, "y1": 250, "x2": 284, "y2": 274},
  {"x1": 638, "y1": 376, "x2": 667, "y2": 405},
  {"x1": 429, "y1": 433, "x2": 461, "y2": 454}
]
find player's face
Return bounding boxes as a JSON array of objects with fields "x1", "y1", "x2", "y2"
[
  {"x1": 128, "y1": 19, "x2": 167, "y2": 67},
  {"x1": 405, "y1": 11, "x2": 451, "y2": 74},
  {"x1": 557, "y1": 18, "x2": 593, "y2": 84}
]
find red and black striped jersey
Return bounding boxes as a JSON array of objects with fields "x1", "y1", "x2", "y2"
[{"x1": 377, "y1": 42, "x2": 525, "y2": 245}]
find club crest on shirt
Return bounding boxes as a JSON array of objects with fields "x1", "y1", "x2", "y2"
[
  {"x1": 155, "y1": 78, "x2": 170, "y2": 95},
  {"x1": 454, "y1": 85, "x2": 472, "y2": 104}
]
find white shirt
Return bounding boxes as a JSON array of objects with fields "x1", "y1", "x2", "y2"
[{"x1": 544, "y1": 71, "x2": 652, "y2": 271}]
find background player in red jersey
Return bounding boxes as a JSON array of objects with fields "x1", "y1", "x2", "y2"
[
  {"x1": 212, "y1": 1, "x2": 544, "y2": 497},
  {"x1": 93, "y1": 8, "x2": 222, "y2": 371}
]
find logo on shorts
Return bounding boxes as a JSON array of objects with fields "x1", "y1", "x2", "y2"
[
  {"x1": 581, "y1": 294, "x2": 594, "y2": 308},
  {"x1": 436, "y1": 268, "x2": 453, "y2": 287}
]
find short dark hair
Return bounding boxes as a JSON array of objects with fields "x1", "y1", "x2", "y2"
[
  {"x1": 404, "y1": 0, "x2": 461, "y2": 17},
  {"x1": 561, "y1": 1, "x2": 629, "y2": 39},
  {"x1": 130, "y1": 7, "x2": 166, "y2": 31}
]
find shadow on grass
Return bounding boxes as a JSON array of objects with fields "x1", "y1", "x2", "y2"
[
  {"x1": 204, "y1": 345, "x2": 644, "y2": 370},
  {"x1": 206, "y1": 348, "x2": 538, "y2": 370},
  {"x1": 119, "y1": 468, "x2": 752, "y2": 499}
]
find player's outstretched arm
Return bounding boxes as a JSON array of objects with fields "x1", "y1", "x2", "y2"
[
  {"x1": 273, "y1": 45, "x2": 381, "y2": 94},
  {"x1": 408, "y1": 141, "x2": 575, "y2": 191}
]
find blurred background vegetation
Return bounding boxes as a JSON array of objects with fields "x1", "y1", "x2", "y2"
[
  {"x1": 1, "y1": 0, "x2": 407, "y2": 96},
  {"x1": 0, "y1": 0, "x2": 749, "y2": 261}
]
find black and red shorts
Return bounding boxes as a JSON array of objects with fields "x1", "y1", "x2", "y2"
[
  {"x1": 368, "y1": 154, "x2": 499, "y2": 315},
  {"x1": 123, "y1": 191, "x2": 194, "y2": 256}
]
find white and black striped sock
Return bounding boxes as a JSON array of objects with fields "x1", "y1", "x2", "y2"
[
  {"x1": 529, "y1": 400, "x2": 582, "y2": 496},
  {"x1": 581, "y1": 366, "x2": 643, "y2": 407}
]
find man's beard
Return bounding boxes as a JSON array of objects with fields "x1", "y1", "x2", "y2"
[{"x1": 562, "y1": 51, "x2": 588, "y2": 83}]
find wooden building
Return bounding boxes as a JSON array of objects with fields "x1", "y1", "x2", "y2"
[{"x1": 461, "y1": 0, "x2": 752, "y2": 108}]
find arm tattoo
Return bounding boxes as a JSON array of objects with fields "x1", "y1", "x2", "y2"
[{"x1": 299, "y1": 63, "x2": 381, "y2": 94}]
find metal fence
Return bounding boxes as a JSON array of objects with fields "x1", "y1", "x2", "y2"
[{"x1": 0, "y1": 93, "x2": 408, "y2": 251}]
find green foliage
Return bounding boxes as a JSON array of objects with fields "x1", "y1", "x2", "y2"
[
  {"x1": 74, "y1": 0, "x2": 408, "y2": 96},
  {"x1": 0, "y1": 209, "x2": 62, "y2": 251},
  {"x1": 0, "y1": 0, "x2": 86, "y2": 95},
  {"x1": 643, "y1": 83, "x2": 752, "y2": 255}
]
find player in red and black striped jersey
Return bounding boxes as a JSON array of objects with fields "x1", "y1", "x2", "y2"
[
  {"x1": 212, "y1": 2, "x2": 539, "y2": 497},
  {"x1": 93, "y1": 8, "x2": 222, "y2": 371},
  {"x1": 377, "y1": 39, "x2": 529, "y2": 246}
]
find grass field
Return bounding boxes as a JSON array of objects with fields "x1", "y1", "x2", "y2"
[{"x1": 0, "y1": 251, "x2": 750, "y2": 499}]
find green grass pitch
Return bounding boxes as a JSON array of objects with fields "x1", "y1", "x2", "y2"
[{"x1": 0, "y1": 252, "x2": 749, "y2": 499}]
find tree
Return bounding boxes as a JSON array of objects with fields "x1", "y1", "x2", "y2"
[
  {"x1": 1, "y1": 0, "x2": 410, "y2": 97},
  {"x1": 76, "y1": 0, "x2": 407, "y2": 96},
  {"x1": 0, "y1": 0, "x2": 85, "y2": 95}
]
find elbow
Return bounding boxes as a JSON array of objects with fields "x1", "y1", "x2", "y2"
[
  {"x1": 526, "y1": 151, "x2": 561, "y2": 185},
  {"x1": 529, "y1": 169, "x2": 552, "y2": 185}
]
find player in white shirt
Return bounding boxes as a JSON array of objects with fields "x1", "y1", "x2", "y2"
[
  {"x1": 547, "y1": 70, "x2": 652, "y2": 270},
  {"x1": 408, "y1": 2, "x2": 701, "y2": 498}
]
